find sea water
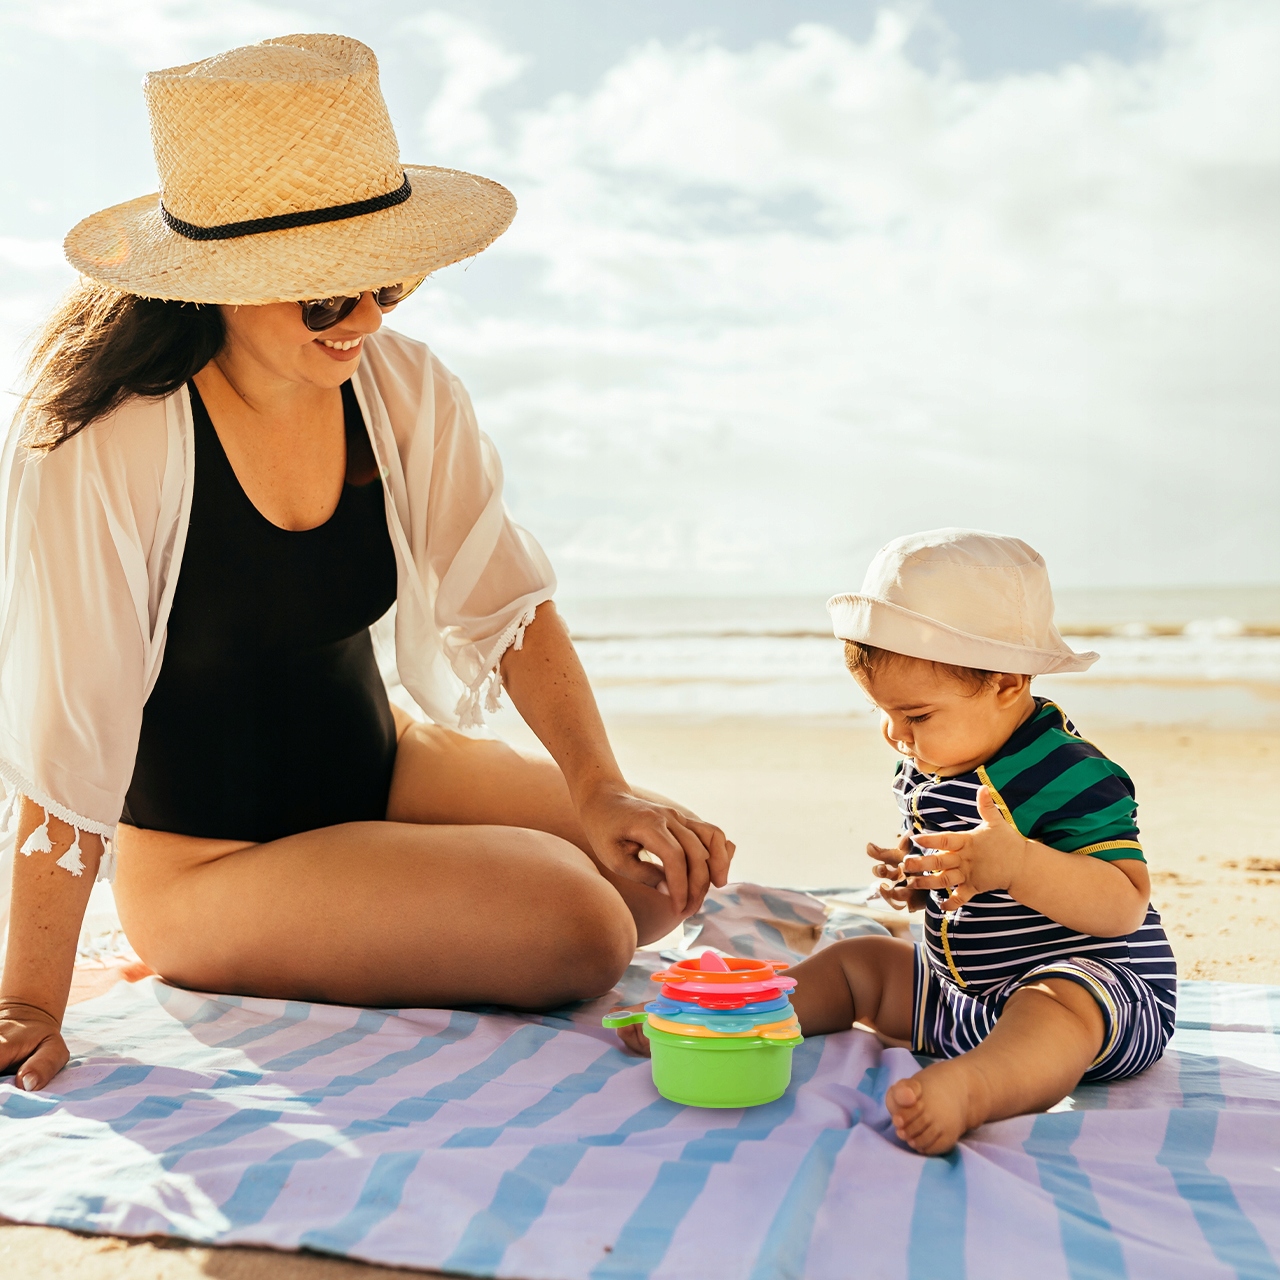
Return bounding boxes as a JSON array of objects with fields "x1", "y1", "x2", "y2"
[{"x1": 551, "y1": 587, "x2": 1280, "y2": 727}]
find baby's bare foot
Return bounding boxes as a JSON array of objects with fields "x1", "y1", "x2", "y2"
[
  {"x1": 616, "y1": 1021, "x2": 651, "y2": 1057},
  {"x1": 885, "y1": 1058, "x2": 992, "y2": 1155}
]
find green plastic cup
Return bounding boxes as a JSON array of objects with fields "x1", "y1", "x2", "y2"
[{"x1": 642, "y1": 1022, "x2": 801, "y2": 1108}]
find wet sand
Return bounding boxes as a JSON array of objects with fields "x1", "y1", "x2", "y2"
[{"x1": 4, "y1": 718, "x2": 1278, "y2": 1276}]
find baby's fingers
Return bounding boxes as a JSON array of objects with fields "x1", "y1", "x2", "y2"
[
  {"x1": 866, "y1": 840, "x2": 904, "y2": 867},
  {"x1": 878, "y1": 883, "x2": 913, "y2": 911},
  {"x1": 901, "y1": 851, "x2": 961, "y2": 876},
  {"x1": 912, "y1": 832, "x2": 966, "y2": 852},
  {"x1": 940, "y1": 883, "x2": 979, "y2": 913}
]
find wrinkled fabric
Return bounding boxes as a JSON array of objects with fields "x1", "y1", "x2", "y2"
[{"x1": 0, "y1": 328, "x2": 555, "y2": 929}]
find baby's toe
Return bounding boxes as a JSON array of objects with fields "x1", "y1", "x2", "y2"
[{"x1": 886, "y1": 1077, "x2": 924, "y2": 1122}]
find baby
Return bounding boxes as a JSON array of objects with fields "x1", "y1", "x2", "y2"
[
  {"x1": 614, "y1": 529, "x2": 1177, "y2": 1155},
  {"x1": 791, "y1": 528, "x2": 1177, "y2": 1152}
]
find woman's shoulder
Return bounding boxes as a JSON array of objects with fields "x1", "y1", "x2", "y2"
[
  {"x1": 30, "y1": 390, "x2": 173, "y2": 467},
  {"x1": 11, "y1": 389, "x2": 179, "y2": 524},
  {"x1": 363, "y1": 327, "x2": 436, "y2": 388},
  {"x1": 362, "y1": 328, "x2": 469, "y2": 422}
]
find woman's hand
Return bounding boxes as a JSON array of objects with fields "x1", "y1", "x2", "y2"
[
  {"x1": 576, "y1": 784, "x2": 733, "y2": 917},
  {"x1": 867, "y1": 834, "x2": 929, "y2": 912},
  {"x1": 0, "y1": 1002, "x2": 68, "y2": 1092}
]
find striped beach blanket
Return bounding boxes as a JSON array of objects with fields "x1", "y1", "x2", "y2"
[{"x1": 1, "y1": 887, "x2": 1278, "y2": 1279}]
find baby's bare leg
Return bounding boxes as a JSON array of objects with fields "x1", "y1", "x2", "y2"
[
  {"x1": 887, "y1": 978, "x2": 1105, "y2": 1155},
  {"x1": 787, "y1": 936, "x2": 917, "y2": 1041}
]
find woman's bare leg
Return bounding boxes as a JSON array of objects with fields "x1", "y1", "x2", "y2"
[
  {"x1": 386, "y1": 723, "x2": 688, "y2": 945},
  {"x1": 113, "y1": 820, "x2": 637, "y2": 1009},
  {"x1": 112, "y1": 718, "x2": 699, "y2": 1009},
  {"x1": 885, "y1": 979, "x2": 1105, "y2": 1155}
]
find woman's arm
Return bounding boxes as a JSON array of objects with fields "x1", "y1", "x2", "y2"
[
  {"x1": 0, "y1": 798, "x2": 102, "y2": 1090},
  {"x1": 500, "y1": 602, "x2": 731, "y2": 915}
]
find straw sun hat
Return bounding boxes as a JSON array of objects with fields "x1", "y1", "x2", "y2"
[
  {"x1": 63, "y1": 33, "x2": 516, "y2": 305},
  {"x1": 828, "y1": 528, "x2": 1099, "y2": 676}
]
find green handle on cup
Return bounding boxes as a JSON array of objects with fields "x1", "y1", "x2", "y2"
[{"x1": 602, "y1": 1009, "x2": 647, "y2": 1029}]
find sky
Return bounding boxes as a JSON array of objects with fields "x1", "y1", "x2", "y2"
[{"x1": 1, "y1": 0, "x2": 1277, "y2": 597}]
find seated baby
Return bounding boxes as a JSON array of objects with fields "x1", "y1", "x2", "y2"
[
  {"x1": 612, "y1": 528, "x2": 1176, "y2": 1155},
  {"x1": 788, "y1": 527, "x2": 1177, "y2": 1152}
]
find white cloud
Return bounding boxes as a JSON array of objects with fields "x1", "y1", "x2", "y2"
[
  {"x1": 406, "y1": 11, "x2": 528, "y2": 169},
  {"x1": 391, "y1": 1, "x2": 1280, "y2": 592},
  {"x1": 0, "y1": 238, "x2": 67, "y2": 271},
  {"x1": 6, "y1": 0, "x2": 310, "y2": 68},
  {"x1": 1, "y1": 2, "x2": 1275, "y2": 594}
]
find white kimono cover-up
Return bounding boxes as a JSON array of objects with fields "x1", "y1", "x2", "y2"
[{"x1": 0, "y1": 329, "x2": 556, "y2": 935}]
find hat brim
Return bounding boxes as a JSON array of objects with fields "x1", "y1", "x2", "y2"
[
  {"x1": 63, "y1": 165, "x2": 515, "y2": 305},
  {"x1": 827, "y1": 594, "x2": 1099, "y2": 676}
]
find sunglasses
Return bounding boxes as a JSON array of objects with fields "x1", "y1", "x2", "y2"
[{"x1": 297, "y1": 278, "x2": 425, "y2": 332}]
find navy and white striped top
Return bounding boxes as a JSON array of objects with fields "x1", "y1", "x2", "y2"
[{"x1": 895, "y1": 698, "x2": 1177, "y2": 1022}]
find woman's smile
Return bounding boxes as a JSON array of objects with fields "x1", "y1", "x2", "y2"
[{"x1": 316, "y1": 335, "x2": 364, "y2": 360}]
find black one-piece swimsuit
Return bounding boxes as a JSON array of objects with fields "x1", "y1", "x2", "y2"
[{"x1": 121, "y1": 379, "x2": 399, "y2": 842}]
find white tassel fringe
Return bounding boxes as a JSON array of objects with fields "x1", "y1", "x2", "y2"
[
  {"x1": 56, "y1": 827, "x2": 85, "y2": 877},
  {"x1": 20, "y1": 818, "x2": 53, "y2": 856}
]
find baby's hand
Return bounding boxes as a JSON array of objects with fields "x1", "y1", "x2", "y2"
[
  {"x1": 903, "y1": 786, "x2": 1027, "y2": 910},
  {"x1": 606, "y1": 1003, "x2": 652, "y2": 1057},
  {"x1": 866, "y1": 835, "x2": 928, "y2": 912}
]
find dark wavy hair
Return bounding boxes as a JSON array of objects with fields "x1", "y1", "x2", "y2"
[
  {"x1": 842, "y1": 640, "x2": 1000, "y2": 694},
  {"x1": 18, "y1": 280, "x2": 225, "y2": 451}
]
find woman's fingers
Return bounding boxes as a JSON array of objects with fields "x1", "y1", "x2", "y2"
[
  {"x1": 685, "y1": 819, "x2": 733, "y2": 888},
  {"x1": 667, "y1": 818, "x2": 713, "y2": 914},
  {"x1": 0, "y1": 1019, "x2": 68, "y2": 1092},
  {"x1": 633, "y1": 820, "x2": 692, "y2": 914}
]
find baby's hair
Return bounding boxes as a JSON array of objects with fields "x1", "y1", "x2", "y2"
[{"x1": 842, "y1": 641, "x2": 1004, "y2": 695}]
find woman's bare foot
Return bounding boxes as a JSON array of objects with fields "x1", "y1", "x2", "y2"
[{"x1": 885, "y1": 1058, "x2": 993, "y2": 1155}]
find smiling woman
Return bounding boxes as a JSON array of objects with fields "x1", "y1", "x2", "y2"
[{"x1": 0, "y1": 31, "x2": 733, "y2": 1094}]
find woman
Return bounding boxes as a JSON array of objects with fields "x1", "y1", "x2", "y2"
[{"x1": 0, "y1": 34, "x2": 731, "y2": 1093}]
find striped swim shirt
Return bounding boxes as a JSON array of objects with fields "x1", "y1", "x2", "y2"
[{"x1": 894, "y1": 697, "x2": 1177, "y2": 1026}]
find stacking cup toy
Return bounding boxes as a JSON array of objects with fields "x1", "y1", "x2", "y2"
[{"x1": 603, "y1": 951, "x2": 803, "y2": 1108}]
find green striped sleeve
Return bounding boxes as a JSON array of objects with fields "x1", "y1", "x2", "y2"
[{"x1": 1006, "y1": 756, "x2": 1130, "y2": 833}]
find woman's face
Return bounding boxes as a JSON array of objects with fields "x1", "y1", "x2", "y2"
[{"x1": 217, "y1": 291, "x2": 387, "y2": 388}]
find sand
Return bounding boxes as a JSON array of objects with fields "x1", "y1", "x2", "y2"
[{"x1": 4, "y1": 718, "x2": 1278, "y2": 1276}]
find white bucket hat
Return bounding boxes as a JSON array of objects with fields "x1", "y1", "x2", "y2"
[
  {"x1": 63, "y1": 33, "x2": 516, "y2": 305},
  {"x1": 827, "y1": 528, "x2": 1098, "y2": 675}
]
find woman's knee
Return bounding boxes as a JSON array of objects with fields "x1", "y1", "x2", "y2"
[{"x1": 515, "y1": 830, "x2": 636, "y2": 1003}]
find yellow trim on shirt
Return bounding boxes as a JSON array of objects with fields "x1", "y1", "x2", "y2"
[
  {"x1": 975, "y1": 765, "x2": 1022, "y2": 836},
  {"x1": 1070, "y1": 838, "x2": 1144, "y2": 857},
  {"x1": 914, "y1": 956, "x2": 930, "y2": 1052},
  {"x1": 939, "y1": 914, "x2": 968, "y2": 989}
]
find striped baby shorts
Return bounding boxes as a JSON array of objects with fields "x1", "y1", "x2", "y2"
[{"x1": 911, "y1": 946, "x2": 1175, "y2": 1083}]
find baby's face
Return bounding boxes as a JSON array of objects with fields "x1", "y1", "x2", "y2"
[{"x1": 856, "y1": 658, "x2": 1034, "y2": 777}]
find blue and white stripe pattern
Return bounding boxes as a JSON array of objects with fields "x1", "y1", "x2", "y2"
[
  {"x1": 893, "y1": 713, "x2": 1179, "y2": 1041},
  {"x1": 914, "y1": 948, "x2": 1175, "y2": 1082},
  {"x1": 1, "y1": 889, "x2": 1277, "y2": 1279}
]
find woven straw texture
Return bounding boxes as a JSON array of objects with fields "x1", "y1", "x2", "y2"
[{"x1": 63, "y1": 33, "x2": 515, "y2": 305}]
